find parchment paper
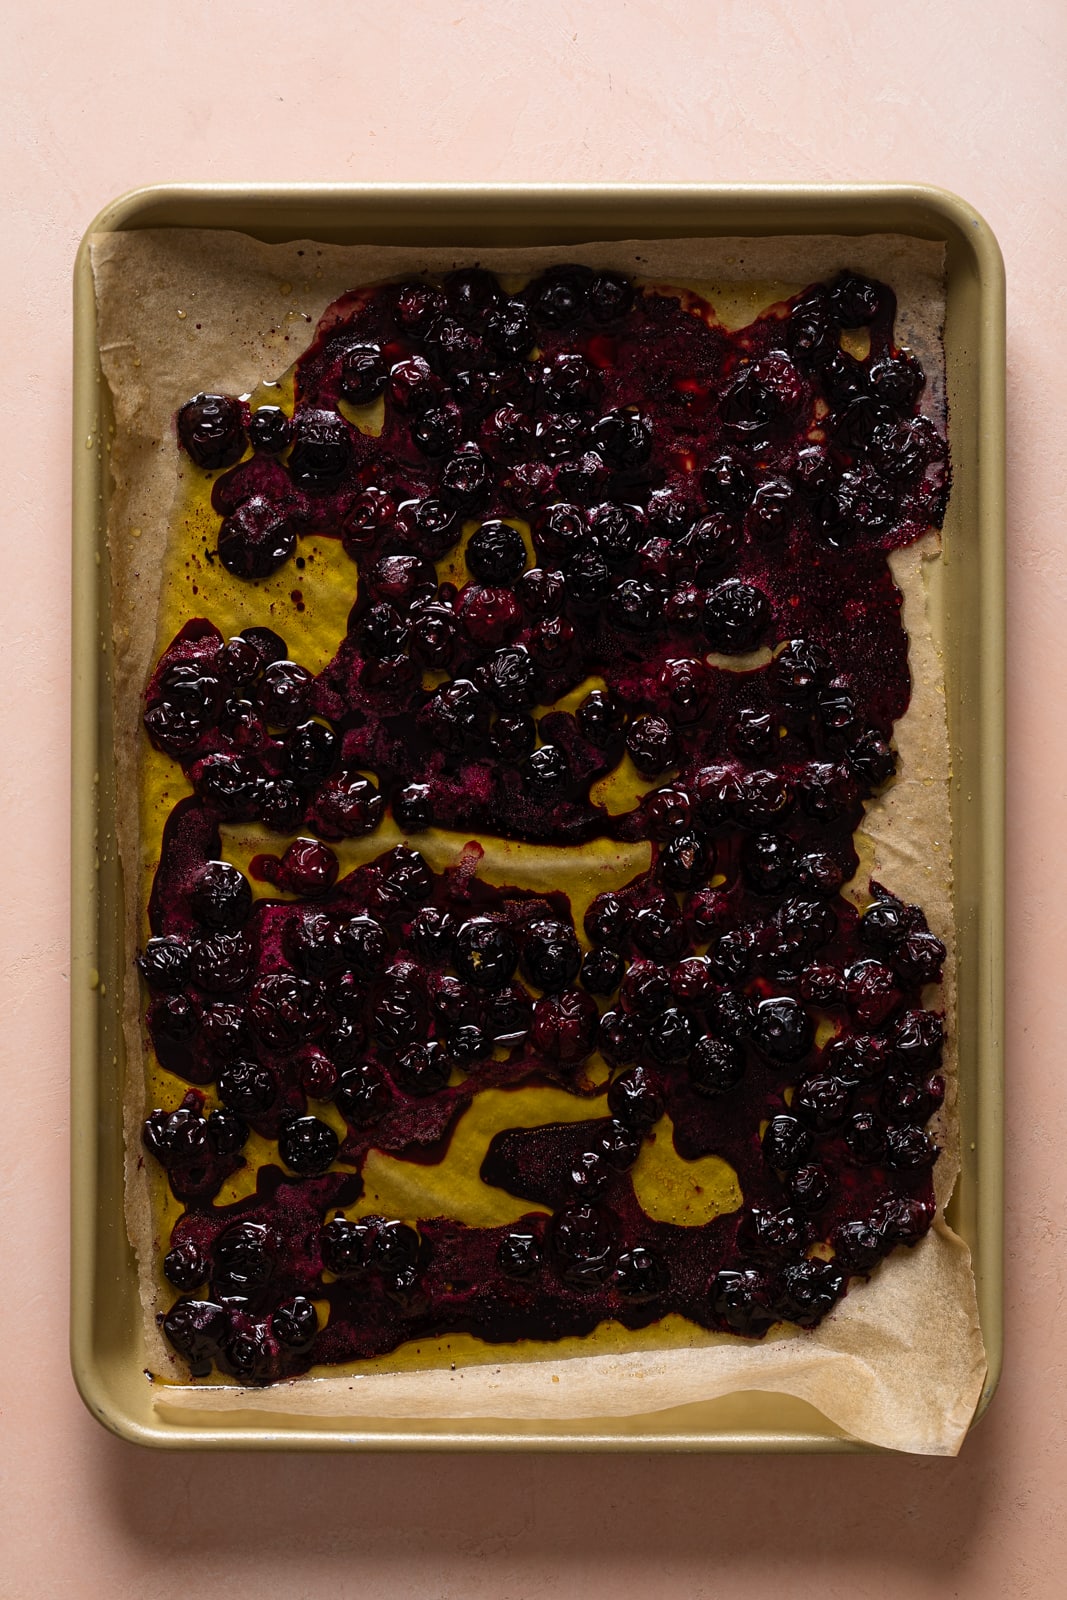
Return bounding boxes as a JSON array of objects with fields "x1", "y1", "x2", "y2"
[{"x1": 92, "y1": 228, "x2": 985, "y2": 1454}]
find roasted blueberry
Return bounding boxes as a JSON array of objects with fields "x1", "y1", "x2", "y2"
[
  {"x1": 484, "y1": 983, "x2": 532, "y2": 1044},
  {"x1": 424, "y1": 678, "x2": 487, "y2": 752},
  {"x1": 218, "y1": 498, "x2": 297, "y2": 579},
  {"x1": 178, "y1": 393, "x2": 246, "y2": 471},
  {"x1": 466, "y1": 520, "x2": 528, "y2": 586},
  {"x1": 689, "y1": 1036, "x2": 745, "y2": 1096},
  {"x1": 896, "y1": 928, "x2": 947, "y2": 985},
  {"x1": 631, "y1": 901, "x2": 685, "y2": 962},
  {"x1": 829, "y1": 270, "x2": 885, "y2": 327},
  {"x1": 711, "y1": 1267, "x2": 774, "y2": 1336},
  {"x1": 212, "y1": 1220, "x2": 275, "y2": 1295},
  {"x1": 848, "y1": 729, "x2": 897, "y2": 787},
  {"x1": 335, "y1": 919, "x2": 386, "y2": 982},
  {"x1": 644, "y1": 1007, "x2": 697, "y2": 1064},
  {"x1": 845, "y1": 959, "x2": 901, "y2": 1027},
  {"x1": 762, "y1": 1114, "x2": 813, "y2": 1170},
  {"x1": 604, "y1": 1068, "x2": 662, "y2": 1132},
  {"x1": 290, "y1": 718, "x2": 340, "y2": 782},
  {"x1": 528, "y1": 266, "x2": 592, "y2": 327},
  {"x1": 794, "y1": 1073, "x2": 853, "y2": 1131},
  {"x1": 320, "y1": 1215, "x2": 372, "y2": 1276},
  {"x1": 258, "y1": 777, "x2": 306, "y2": 835},
  {"x1": 658, "y1": 830, "x2": 710, "y2": 890},
  {"x1": 788, "y1": 1162, "x2": 831, "y2": 1213},
  {"x1": 336, "y1": 1062, "x2": 389, "y2": 1125},
  {"x1": 774, "y1": 1259, "x2": 845, "y2": 1328},
  {"x1": 360, "y1": 602, "x2": 409, "y2": 659},
  {"x1": 703, "y1": 580, "x2": 770, "y2": 653},
  {"x1": 609, "y1": 574, "x2": 663, "y2": 632},
  {"x1": 490, "y1": 712, "x2": 537, "y2": 760},
  {"x1": 248, "y1": 406, "x2": 291, "y2": 455},
  {"x1": 278, "y1": 1115, "x2": 339, "y2": 1175},
  {"x1": 738, "y1": 1205, "x2": 810, "y2": 1262},
  {"x1": 620, "y1": 960, "x2": 671, "y2": 1017},
  {"x1": 565, "y1": 549, "x2": 610, "y2": 606},
  {"x1": 869, "y1": 351, "x2": 925, "y2": 411},
  {"x1": 162, "y1": 1297, "x2": 229, "y2": 1376},
  {"x1": 584, "y1": 891, "x2": 630, "y2": 950},
  {"x1": 589, "y1": 270, "x2": 634, "y2": 322},
  {"x1": 885, "y1": 1124, "x2": 938, "y2": 1169},
  {"x1": 272, "y1": 1295, "x2": 320, "y2": 1351},
  {"x1": 498, "y1": 1229, "x2": 543, "y2": 1277},
  {"x1": 517, "y1": 565, "x2": 566, "y2": 618},
  {"x1": 371, "y1": 1220, "x2": 421, "y2": 1292},
  {"x1": 550, "y1": 1203, "x2": 615, "y2": 1287},
  {"x1": 486, "y1": 300, "x2": 533, "y2": 357},
  {"x1": 831, "y1": 1217, "x2": 886, "y2": 1273},
  {"x1": 750, "y1": 996, "x2": 813, "y2": 1063},
  {"x1": 408, "y1": 907, "x2": 456, "y2": 965},
  {"x1": 626, "y1": 715, "x2": 679, "y2": 776},
  {"x1": 440, "y1": 268, "x2": 500, "y2": 328},
  {"x1": 190, "y1": 861, "x2": 253, "y2": 931},
  {"x1": 877, "y1": 1193, "x2": 935, "y2": 1247},
  {"x1": 260, "y1": 841, "x2": 328, "y2": 902},
  {"x1": 444, "y1": 1021, "x2": 488, "y2": 1065},
  {"x1": 246, "y1": 972, "x2": 319, "y2": 1050},
  {"x1": 580, "y1": 947, "x2": 624, "y2": 996},
  {"x1": 339, "y1": 342, "x2": 387, "y2": 404},
  {"x1": 288, "y1": 408, "x2": 352, "y2": 490},
  {"x1": 480, "y1": 645, "x2": 536, "y2": 709},
  {"x1": 524, "y1": 743, "x2": 572, "y2": 794},
  {"x1": 702, "y1": 454, "x2": 752, "y2": 515},
  {"x1": 207, "y1": 1107, "x2": 248, "y2": 1156},
  {"x1": 598, "y1": 1008, "x2": 643, "y2": 1068},
  {"x1": 439, "y1": 443, "x2": 491, "y2": 507},
  {"x1": 746, "y1": 476, "x2": 795, "y2": 540},
  {"x1": 823, "y1": 1032, "x2": 888, "y2": 1085},
  {"x1": 576, "y1": 688, "x2": 625, "y2": 748},
  {"x1": 218, "y1": 1060, "x2": 278, "y2": 1117},
  {"x1": 845, "y1": 1110, "x2": 887, "y2": 1164},
  {"x1": 164, "y1": 1238, "x2": 207, "y2": 1292},
  {"x1": 520, "y1": 919, "x2": 582, "y2": 992},
  {"x1": 615, "y1": 1246, "x2": 665, "y2": 1300},
  {"x1": 394, "y1": 782, "x2": 433, "y2": 832},
  {"x1": 393, "y1": 1041, "x2": 451, "y2": 1096},
  {"x1": 785, "y1": 288, "x2": 836, "y2": 369},
  {"x1": 189, "y1": 932, "x2": 253, "y2": 994},
  {"x1": 597, "y1": 1117, "x2": 644, "y2": 1170},
  {"x1": 138, "y1": 936, "x2": 191, "y2": 992},
  {"x1": 591, "y1": 409, "x2": 653, "y2": 471},
  {"x1": 530, "y1": 988, "x2": 598, "y2": 1062},
  {"x1": 453, "y1": 918, "x2": 518, "y2": 990},
  {"x1": 891, "y1": 1008, "x2": 944, "y2": 1069}
]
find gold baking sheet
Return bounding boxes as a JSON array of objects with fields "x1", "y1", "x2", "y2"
[{"x1": 71, "y1": 184, "x2": 1005, "y2": 1453}]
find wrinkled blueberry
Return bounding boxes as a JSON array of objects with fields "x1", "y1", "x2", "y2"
[
  {"x1": 762, "y1": 1114, "x2": 813, "y2": 1170},
  {"x1": 278, "y1": 1116, "x2": 339, "y2": 1175},
  {"x1": 178, "y1": 393, "x2": 246, "y2": 471},
  {"x1": 689, "y1": 1036, "x2": 745, "y2": 1096}
]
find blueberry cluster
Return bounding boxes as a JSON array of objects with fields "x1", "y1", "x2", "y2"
[{"x1": 144, "y1": 266, "x2": 950, "y2": 1378}]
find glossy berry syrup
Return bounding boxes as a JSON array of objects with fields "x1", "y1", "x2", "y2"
[{"x1": 145, "y1": 264, "x2": 949, "y2": 1383}]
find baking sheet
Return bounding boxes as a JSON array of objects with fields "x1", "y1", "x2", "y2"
[{"x1": 89, "y1": 223, "x2": 986, "y2": 1454}]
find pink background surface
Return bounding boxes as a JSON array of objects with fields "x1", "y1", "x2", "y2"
[{"x1": 2, "y1": 1, "x2": 1065, "y2": 1594}]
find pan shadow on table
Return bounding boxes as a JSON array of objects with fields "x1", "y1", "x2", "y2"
[{"x1": 94, "y1": 1382, "x2": 1009, "y2": 1590}]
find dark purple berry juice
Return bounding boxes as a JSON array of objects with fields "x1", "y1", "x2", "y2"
[{"x1": 143, "y1": 263, "x2": 949, "y2": 1383}]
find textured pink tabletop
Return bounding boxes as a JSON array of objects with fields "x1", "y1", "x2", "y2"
[{"x1": 2, "y1": 2, "x2": 1065, "y2": 1594}]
